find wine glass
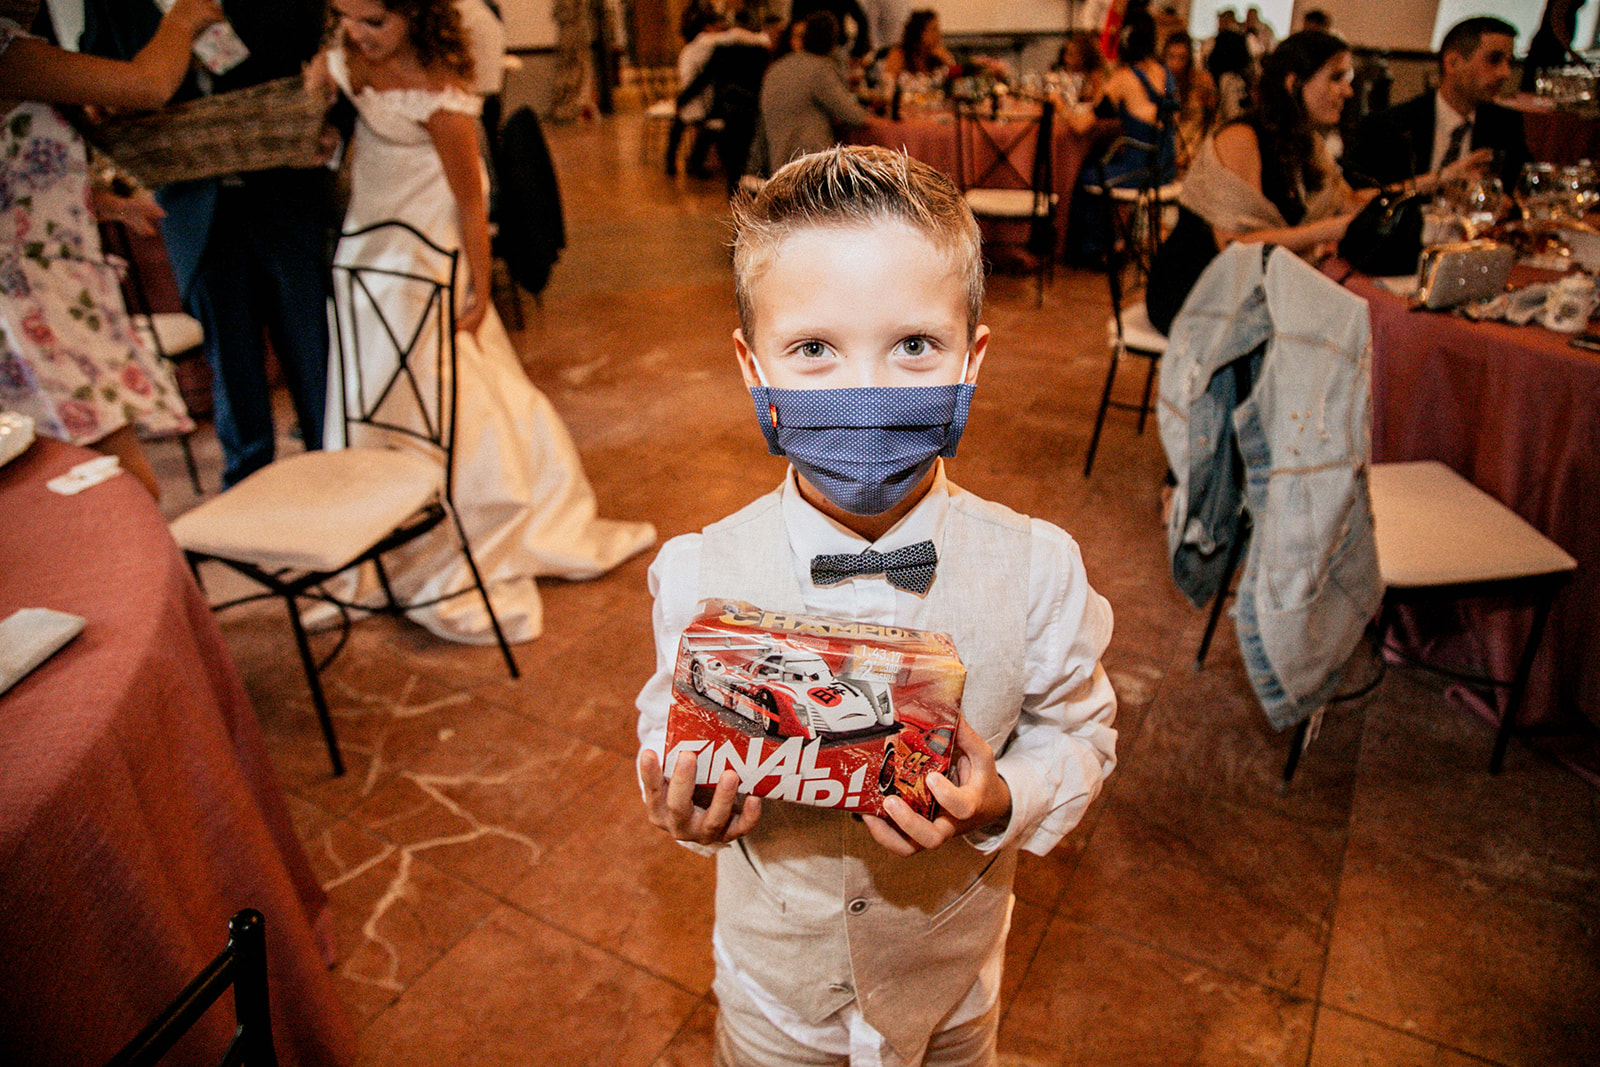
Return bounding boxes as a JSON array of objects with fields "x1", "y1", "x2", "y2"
[
  {"x1": 1517, "y1": 162, "x2": 1558, "y2": 224},
  {"x1": 1459, "y1": 176, "x2": 1505, "y2": 238}
]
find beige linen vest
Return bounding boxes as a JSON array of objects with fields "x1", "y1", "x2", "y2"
[{"x1": 698, "y1": 483, "x2": 1030, "y2": 1061}]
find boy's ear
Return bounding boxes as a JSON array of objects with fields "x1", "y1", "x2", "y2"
[
  {"x1": 965, "y1": 325, "x2": 990, "y2": 385},
  {"x1": 733, "y1": 329, "x2": 763, "y2": 388}
]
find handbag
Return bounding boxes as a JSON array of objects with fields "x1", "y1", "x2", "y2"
[{"x1": 1337, "y1": 189, "x2": 1427, "y2": 276}]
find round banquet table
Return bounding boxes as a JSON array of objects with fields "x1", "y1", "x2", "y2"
[
  {"x1": 0, "y1": 437, "x2": 356, "y2": 1066},
  {"x1": 851, "y1": 110, "x2": 1107, "y2": 258},
  {"x1": 1344, "y1": 272, "x2": 1600, "y2": 734}
]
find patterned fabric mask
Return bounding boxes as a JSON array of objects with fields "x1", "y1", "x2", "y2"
[{"x1": 749, "y1": 379, "x2": 976, "y2": 516}]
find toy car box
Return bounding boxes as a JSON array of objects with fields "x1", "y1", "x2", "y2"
[{"x1": 664, "y1": 599, "x2": 966, "y2": 819}]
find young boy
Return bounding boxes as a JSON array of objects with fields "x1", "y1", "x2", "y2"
[{"x1": 636, "y1": 146, "x2": 1117, "y2": 1067}]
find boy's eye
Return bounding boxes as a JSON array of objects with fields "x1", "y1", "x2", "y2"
[
  {"x1": 902, "y1": 337, "x2": 927, "y2": 356},
  {"x1": 796, "y1": 341, "x2": 828, "y2": 359}
]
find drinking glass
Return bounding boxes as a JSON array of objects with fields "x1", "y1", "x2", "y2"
[
  {"x1": 1518, "y1": 162, "x2": 1559, "y2": 223},
  {"x1": 1459, "y1": 176, "x2": 1505, "y2": 237}
]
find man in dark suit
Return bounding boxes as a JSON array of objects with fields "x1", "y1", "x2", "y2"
[
  {"x1": 1343, "y1": 16, "x2": 1529, "y2": 192},
  {"x1": 82, "y1": 0, "x2": 332, "y2": 488}
]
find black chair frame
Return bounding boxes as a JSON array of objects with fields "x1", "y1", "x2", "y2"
[
  {"x1": 104, "y1": 909, "x2": 277, "y2": 1067},
  {"x1": 952, "y1": 98, "x2": 1057, "y2": 306},
  {"x1": 1081, "y1": 138, "x2": 1167, "y2": 477},
  {"x1": 185, "y1": 221, "x2": 520, "y2": 776}
]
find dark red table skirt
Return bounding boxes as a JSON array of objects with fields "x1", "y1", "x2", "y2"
[{"x1": 0, "y1": 437, "x2": 355, "y2": 1066}]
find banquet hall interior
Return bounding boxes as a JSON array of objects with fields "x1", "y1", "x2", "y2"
[
  {"x1": 4, "y1": 1, "x2": 1600, "y2": 1065},
  {"x1": 128, "y1": 107, "x2": 1598, "y2": 1065}
]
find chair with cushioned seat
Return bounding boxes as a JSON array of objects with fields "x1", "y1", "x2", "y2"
[
  {"x1": 952, "y1": 99, "x2": 1058, "y2": 306},
  {"x1": 170, "y1": 221, "x2": 520, "y2": 776}
]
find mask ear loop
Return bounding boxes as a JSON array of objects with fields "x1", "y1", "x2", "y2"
[
  {"x1": 752, "y1": 357, "x2": 778, "y2": 429},
  {"x1": 959, "y1": 349, "x2": 970, "y2": 384}
]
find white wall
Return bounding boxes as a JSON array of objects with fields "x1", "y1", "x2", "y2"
[
  {"x1": 936, "y1": 0, "x2": 1078, "y2": 34},
  {"x1": 500, "y1": 0, "x2": 559, "y2": 50}
]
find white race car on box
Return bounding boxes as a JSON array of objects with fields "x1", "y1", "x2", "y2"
[{"x1": 687, "y1": 641, "x2": 895, "y2": 739}]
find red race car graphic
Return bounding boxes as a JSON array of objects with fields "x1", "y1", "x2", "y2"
[{"x1": 687, "y1": 639, "x2": 895, "y2": 740}]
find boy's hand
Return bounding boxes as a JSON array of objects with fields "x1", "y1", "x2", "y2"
[
  {"x1": 863, "y1": 719, "x2": 1011, "y2": 857},
  {"x1": 639, "y1": 747, "x2": 762, "y2": 846}
]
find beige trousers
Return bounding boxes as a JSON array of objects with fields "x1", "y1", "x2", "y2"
[{"x1": 711, "y1": 973, "x2": 1000, "y2": 1067}]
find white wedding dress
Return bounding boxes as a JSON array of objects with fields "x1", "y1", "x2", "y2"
[{"x1": 324, "y1": 48, "x2": 654, "y2": 644}]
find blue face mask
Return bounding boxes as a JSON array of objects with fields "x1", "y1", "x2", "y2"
[{"x1": 748, "y1": 363, "x2": 975, "y2": 516}]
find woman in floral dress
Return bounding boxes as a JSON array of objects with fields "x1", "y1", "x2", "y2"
[{"x1": 0, "y1": 0, "x2": 219, "y2": 498}]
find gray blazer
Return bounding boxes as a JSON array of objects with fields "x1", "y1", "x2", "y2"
[{"x1": 757, "y1": 51, "x2": 870, "y2": 174}]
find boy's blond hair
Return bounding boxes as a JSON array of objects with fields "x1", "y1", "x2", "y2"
[{"x1": 731, "y1": 146, "x2": 985, "y2": 344}]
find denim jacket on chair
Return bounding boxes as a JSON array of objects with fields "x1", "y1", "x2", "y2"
[{"x1": 1157, "y1": 242, "x2": 1382, "y2": 729}]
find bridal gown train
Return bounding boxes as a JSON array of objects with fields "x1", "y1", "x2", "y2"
[{"x1": 325, "y1": 48, "x2": 654, "y2": 644}]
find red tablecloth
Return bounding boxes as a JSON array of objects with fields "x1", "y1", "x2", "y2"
[
  {"x1": 0, "y1": 438, "x2": 355, "y2": 1066},
  {"x1": 851, "y1": 111, "x2": 1104, "y2": 257},
  {"x1": 1503, "y1": 93, "x2": 1600, "y2": 166},
  {"x1": 1347, "y1": 274, "x2": 1600, "y2": 732}
]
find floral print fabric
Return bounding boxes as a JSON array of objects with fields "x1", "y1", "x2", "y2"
[{"x1": 0, "y1": 103, "x2": 191, "y2": 445}]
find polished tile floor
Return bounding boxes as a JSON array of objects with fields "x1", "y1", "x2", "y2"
[{"x1": 154, "y1": 113, "x2": 1600, "y2": 1066}]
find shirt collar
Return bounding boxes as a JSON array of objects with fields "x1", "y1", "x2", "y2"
[
  {"x1": 780, "y1": 461, "x2": 950, "y2": 561},
  {"x1": 1436, "y1": 90, "x2": 1471, "y2": 132}
]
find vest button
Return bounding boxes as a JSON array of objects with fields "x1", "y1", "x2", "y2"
[{"x1": 847, "y1": 898, "x2": 869, "y2": 915}]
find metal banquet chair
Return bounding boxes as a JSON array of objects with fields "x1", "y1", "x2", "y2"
[
  {"x1": 169, "y1": 221, "x2": 520, "y2": 776},
  {"x1": 952, "y1": 98, "x2": 1058, "y2": 306},
  {"x1": 103, "y1": 910, "x2": 277, "y2": 1067}
]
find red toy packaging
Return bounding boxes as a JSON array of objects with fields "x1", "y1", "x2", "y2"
[{"x1": 664, "y1": 599, "x2": 967, "y2": 819}]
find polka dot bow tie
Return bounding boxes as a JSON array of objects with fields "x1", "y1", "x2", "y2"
[{"x1": 810, "y1": 540, "x2": 939, "y2": 595}]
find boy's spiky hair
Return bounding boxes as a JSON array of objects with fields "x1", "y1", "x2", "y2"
[{"x1": 731, "y1": 146, "x2": 985, "y2": 343}]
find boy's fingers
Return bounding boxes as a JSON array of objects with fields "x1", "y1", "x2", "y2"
[
  {"x1": 861, "y1": 813, "x2": 920, "y2": 856},
  {"x1": 722, "y1": 795, "x2": 763, "y2": 841},
  {"x1": 882, "y1": 796, "x2": 949, "y2": 850},
  {"x1": 925, "y1": 771, "x2": 978, "y2": 822},
  {"x1": 698, "y1": 769, "x2": 742, "y2": 836},
  {"x1": 663, "y1": 748, "x2": 703, "y2": 825}
]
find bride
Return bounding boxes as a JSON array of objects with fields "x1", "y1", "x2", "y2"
[{"x1": 309, "y1": 0, "x2": 653, "y2": 644}]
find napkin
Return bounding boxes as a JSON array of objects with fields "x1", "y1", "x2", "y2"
[
  {"x1": 0, "y1": 608, "x2": 86, "y2": 697},
  {"x1": 47, "y1": 455, "x2": 123, "y2": 495}
]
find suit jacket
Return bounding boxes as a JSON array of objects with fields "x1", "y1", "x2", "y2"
[
  {"x1": 79, "y1": 0, "x2": 331, "y2": 296},
  {"x1": 1343, "y1": 91, "x2": 1529, "y2": 192}
]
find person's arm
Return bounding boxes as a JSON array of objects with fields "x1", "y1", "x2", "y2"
[
  {"x1": 0, "y1": 0, "x2": 220, "y2": 110},
  {"x1": 817, "y1": 62, "x2": 870, "y2": 129},
  {"x1": 870, "y1": 522, "x2": 1118, "y2": 858},
  {"x1": 1211, "y1": 122, "x2": 1356, "y2": 254},
  {"x1": 426, "y1": 102, "x2": 492, "y2": 336}
]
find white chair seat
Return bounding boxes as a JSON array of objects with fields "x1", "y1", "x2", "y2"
[
  {"x1": 963, "y1": 188, "x2": 1057, "y2": 218},
  {"x1": 133, "y1": 312, "x2": 204, "y2": 356},
  {"x1": 1370, "y1": 461, "x2": 1576, "y2": 589},
  {"x1": 1081, "y1": 181, "x2": 1183, "y2": 203},
  {"x1": 1108, "y1": 300, "x2": 1168, "y2": 354},
  {"x1": 170, "y1": 448, "x2": 444, "y2": 573},
  {"x1": 644, "y1": 99, "x2": 676, "y2": 120}
]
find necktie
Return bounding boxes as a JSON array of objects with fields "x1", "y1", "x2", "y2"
[
  {"x1": 1441, "y1": 120, "x2": 1472, "y2": 169},
  {"x1": 810, "y1": 540, "x2": 938, "y2": 595}
]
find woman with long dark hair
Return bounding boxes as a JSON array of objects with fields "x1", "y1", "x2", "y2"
[
  {"x1": 1147, "y1": 30, "x2": 1372, "y2": 331},
  {"x1": 879, "y1": 8, "x2": 956, "y2": 82}
]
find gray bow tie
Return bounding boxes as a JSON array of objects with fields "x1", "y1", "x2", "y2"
[{"x1": 810, "y1": 540, "x2": 938, "y2": 595}]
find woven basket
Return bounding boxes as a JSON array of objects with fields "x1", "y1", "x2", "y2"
[{"x1": 87, "y1": 75, "x2": 331, "y2": 188}]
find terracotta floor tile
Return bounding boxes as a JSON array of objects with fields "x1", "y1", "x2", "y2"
[
  {"x1": 1308, "y1": 1007, "x2": 1489, "y2": 1067},
  {"x1": 355, "y1": 906, "x2": 700, "y2": 1067},
  {"x1": 1321, "y1": 833, "x2": 1600, "y2": 1066},
  {"x1": 504, "y1": 749, "x2": 717, "y2": 992},
  {"x1": 999, "y1": 914, "x2": 1315, "y2": 1066},
  {"x1": 648, "y1": 995, "x2": 719, "y2": 1067}
]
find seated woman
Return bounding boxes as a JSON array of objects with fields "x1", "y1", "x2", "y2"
[
  {"x1": 1067, "y1": 11, "x2": 1179, "y2": 263},
  {"x1": 1051, "y1": 29, "x2": 1108, "y2": 105},
  {"x1": 878, "y1": 8, "x2": 956, "y2": 86},
  {"x1": 1162, "y1": 30, "x2": 1216, "y2": 172},
  {"x1": 1147, "y1": 30, "x2": 1370, "y2": 333}
]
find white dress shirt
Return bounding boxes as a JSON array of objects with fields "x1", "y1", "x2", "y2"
[
  {"x1": 634, "y1": 464, "x2": 1117, "y2": 1058},
  {"x1": 1430, "y1": 91, "x2": 1473, "y2": 175}
]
